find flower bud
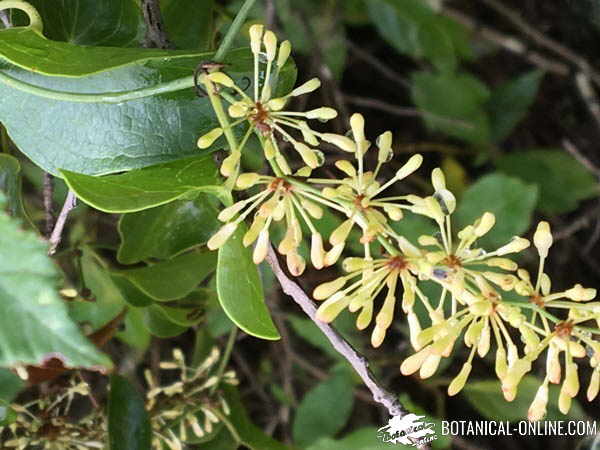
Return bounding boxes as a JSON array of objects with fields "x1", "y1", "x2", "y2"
[
  {"x1": 528, "y1": 383, "x2": 549, "y2": 421},
  {"x1": 208, "y1": 72, "x2": 234, "y2": 87},
  {"x1": 249, "y1": 24, "x2": 264, "y2": 54},
  {"x1": 356, "y1": 302, "x2": 373, "y2": 330},
  {"x1": 350, "y1": 113, "x2": 365, "y2": 143},
  {"x1": 291, "y1": 78, "x2": 321, "y2": 96},
  {"x1": 496, "y1": 237, "x2": 530, "y2": 255},
  {"x1": 330, "y1": 219, "x2": 354, "y2": 246},
  {"x1": 335, "y1": 159, "x2": 356, "y2": 177},
  {"x1": 564, "y1": 284, "x2": 596, "y2": 301},
  {"x1": 275, "y1": 153, "x2": 291, "y2": 175},
  {"x1": 311, "y1": 233, "x2": 325, "y2": 269},
  {"x1": 496, "y1": 347, "x2": 508, "y2": 380},
  {"x1": 448, "y1": 362, "x2": 472, "y2": 396},
  {"x1": 396, "y1": 154, "x2": 423, "y2": 180},
  {"x1": 484, "y1": 257, "x2": 517, "y2": 271},
  {"x1": 420, "y1": 354, "x2": 441, "y2": 379},
  {"x1": 407, "y1": 312, "x2": 422, "y2": 350},
  {"x1": 207, "y1": 223, "x2": 238, "y2": 250},
  {"x1": 533, "y1": 221, "x2": 553, "y2": 259},
  {"x1": 277, "y1": 40, "x2": 292, "y2": 67},
  {"x1": 197, "y1": 128, "x2": 223, "y2": 149},
  {"x1": 474, "y1": 212, "x2": 496, "y2": 237},
  {"x1": 316, "y1": 295, "x2": 350, "y2": 323},
  {"x1": 321, "y1": 133, "x2": 356, "y2": 153},
  {"x1": 263, "y1": 30, "x2": 277, "y2": 61},
  {"x1": 267, "y1": 97, "x2": 287, "y2": 111},
  {"x1": 464, "y1": 319, "x2": 484, "y2": 347},
  {"x1": 324, "y1": 243, "x2": 344, "y2": 266},
  {"x1": 306, "y1": 107, "x2": 337, "y2": 121},
  {"x1": 252, "y1": 228, "x2": 269, "y2": 264},
  {"x1": 236, "y1": 172, "x2": 260, "y2": 189},
  {"x1": 377, "y1": 131, "x2": 393, "y2": 162},
  {"x1": 478, "y1": 322, "x2": 491, "y2": 357},
  {"x1": 294, "y1": 142, "x2": 319, "y2": 168},
  {"x1": 220, "y1": 152, "x2": 241, "y2": 177},
  {"x1": 564, "y1": 362, "x2": 580, "y2": 397},
  {"x1": 431, "y1": 167, "x2": 446, "y2": 191},
  {"x1": 371, "y1": 324, "x2": 387, "y2": 348},
  {"x1": 469, "y1": 301, "x2": 493, "y2": 316},
  {"x1": 286, "y1": 251, "x2": 305, "y2": 276},
  {"x1": 558, "y1": 385, "x2": 572, "y2": 415},
  {"x1": 243, "y1": 216, "x2": 265, "y2": 247},
  {"x1": 218, "y1": 202, "x2": 244, "y2": 222},
  {"x1": 228, "y1": 101, "x2": 248, "y2": 118},
  {"x1": 384, "y1": 205, "x2": 403, "y2": 221},
  {"x1": 400, "y1": 348, "x2": 431, "y2": 375}
]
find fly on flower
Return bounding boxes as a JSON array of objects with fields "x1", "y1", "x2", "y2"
[{"x1": 196, "y1": 24, "x2": 337, "y2": 178}]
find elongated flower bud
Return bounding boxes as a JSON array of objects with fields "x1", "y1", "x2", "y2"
[
  {"x1": 564, "y1": 362, "x2": 580, "y2": 397},
  {"x1": 207, "y1": 223, "x2": 238, "y2": 250},
  {"x1": 496, "y1": 237, "x2": 530, "y2": 255},
  {"x1": 330, "y1": 219, "x2": 354, "y2": 246},
  {"x1": 277, "y1": 40, "x2": 292, "y2": 67},
  {"x1": 350, "y1": 113, "x2": 365, "y2": 144},
  {"x1": 321, "y1": 133, "x2": 356, "y2": 153},
  {"x1": 407, "y1": 312, "x2": 422, "y2": 350},
  {"x1": 263, "y1": 30, "x2": 277, "y2": 61},
  {"x1": 377, "y1": 131, "x2": 393, "y2": 162},
  {"x1": 496, "y1": 347, "x2": 508, "y2": 380},
  {"x1": 311, "y1": 233, "x2": 325, "y2": 270},
  {"x1": 474, "y1": 212, "x2": 495, "y2": 237},
  {"x1": 221, "y1": 152, "x2": 241, "y2": 177},
  {"x1": 533, "y1": 221, "x2": 553, "y2": 259},
  {"x1": 197, "y1": 128, "x2": 223, "y2": 149},
  {"x1": 306, "y1": 107, "x2": 337, "y2": 120},
  {"x1": 313, "y1": 277, "x2": 346, "y2": 300},
  {"x1": 335, "y1": 159, "x2": 356, "y2": 176},
  {"x1": 236, "y1": 172, "x2": 261, "y2": 189},
  {"x1": 218, "y1": 202, "x2": 244, "y2": 222},
  {"x1": 286, "y1": 251, "x2": 305, "y2": 276},
  {"x1": 564, "y1": 284, "x2": 596, "y2": 301},
  {"x1": 249, "y1": 24, "x2": 264, "y2": 54},
  {"x1": 558, "y1": 385, "x2": 572, "y2": 415},
  {"x1": 295, "y1": 142, "x2": 319, "y2": 168},
  {"x1": 324, "y1": 243, "x2": 344, "y2": 266},
  {"x1": 400, "y1": 348, "x2": 430, "y2": 375},
  {"x1": 208, "y1": 72, "x2": 234, "y2": 88},
  {"x1": 316, "y1": 294, "x2": 350, "y2": 323},
  {"x1": 396, "y1": 154, "x2": 423, "y2": 180},
  {"x1": 291, "y1": 78, "x2": 321, "y2": 97},
  {"x1": 420, "y1": 354, "x2": 441, "y2": 379},
  {"x1": 448, "y1": 362, "x2": 472, "y2": 396},
  {"x1": 528, "y1": 382, "x2": 549, "y2": 421},
  {"x1": 253, "y1": 228, "x2": 269, "y2": 264},
  {"x1": 587, "y1": 370, "x2": 600, "y2": 401},
  {"x1": 243, "y1": 216, "x2": 265, "y2": 247},
  {"x1": 431, "y1": 167, "x2": 446, "y2": 191}
]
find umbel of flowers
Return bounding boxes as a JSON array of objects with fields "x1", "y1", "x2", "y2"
[{"x1": 197, "y1": 25, "x2": 600, "y2": 421}]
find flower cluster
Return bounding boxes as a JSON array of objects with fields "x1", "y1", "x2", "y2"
[{"x1": 199, "y1": 25, "x2": 600, "y2": 421}]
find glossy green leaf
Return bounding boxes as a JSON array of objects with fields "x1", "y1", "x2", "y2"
[
  {"x1": 62, "y1": 155, "x2": 224, "y2": 213},
  {"x1": 117, "y1": 193, "x2": 220, "y2": 264},
  {"x1": 26, "y1": 0, "x2": 144, "y2": 47},
  {"x1": 367, "y1": 0, "x2": 471, "y2": 73},
  {"x1": 411, "y1": 71, "x2": 491, "y2": 143},
  {"x1": 217, "y1": 227, "x2": 280, "y2": 340},
  {"x1": 161, "y1": 0, "x2": 215, "y2": 50},
  {"x1": 116, "y1": 308, "x2": 151, "y2": 351},
  {"x1": 140, "y1": 304, "x2": 188, "y2": 338},
  {"x1": 0, "y1": 28, "x2": 199, "y2": 76},
  {"x1": 0, "y1": 199, "x2": 111, "y2": 369},
  {"x1": 69, "y1": 247, "x2": 127, "y2": 331},
  {"x1": 155, "y1": 288, "x2": 214, "y2": 326},
  {"x1": 0, "y1": 153, "x2": 28, "y2": 221},
  {"x1": 110, "y1": 274, "x2": 154, "y2": 307},
  {"x1": 108, "y1": 375, "x2": 152, "y2": 450},
  {"x1": 118, "y1": 249, "x2": 217, "y2": 301},
  {"x1": 222, "y1": 385, "x2": 290, "y2": 450},
  {"x1": 0, "y1": 368, "x2": 24, "y2": 403},
  {"x1": 488, "y1": 70, "x2": 544, "y2": 142},
  {"x1": 455, "y1": 173, "x2": 538, "y2": 249},
  {"x1": 496, "y1": 149, "x2": 598, "y2": 214},
  {"x1": 292, "y1": 368, "x2": 355, "y2": 446},
  {"x1": 463, "y1": 376, "x2": 586, "y2": 421},
  {"x1": 0, "y1": 47, "x2": 295, "y2": 176}
]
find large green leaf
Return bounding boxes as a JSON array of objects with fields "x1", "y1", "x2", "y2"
[
  {"x1": 117, "y1": 249, "x2": 217, "y2": 301},
  {"x1": 26, "y1": 0, "x2": 144, "y2": 48},
  {"x1": 488, "y1": 70, "x2": 544, "y2": 142},
  {"x1": 140, "y1": 304, "x2": 188, "y2": 338},
  {"x1": 307, "y1": 427, "x2": 405, "y2": 450},
  {"x1": 117, "y1": 194, "x2": 220, "y2": 264},
  {"x1": 292, "y1": 367, "x2": 355, "y2": 446},
  {"x1": 217, "y1": 227, "x2": 280, "y2": 340},
  {"x1": 462, "y1": 376, "x2": 586, "y2": 421},
  {"x1": 455, "y1": 173, "x2": 538, "y2": 249},
  {"x1": 411, "y1": 71, "x2": 491, "y2": 144},
  {"x1": 496, "y1": 149, "x2": 598, "y2": 214},
  {"x1": 62, "y1": 155, "x2": 224, "y2": 213},
  {"x1": 0, "y1": 28, "x2": 199, "y2": 76},
  {"x1": 367, "y1": 0, "x2": 471, "y2": 73},
  {"x1": 0, "y1": 199, "x2": 111, "y2": 369},
  {"x1": 108, "y1": 375, "x2": 152, "y2": 450},
  {"x1": 161, "y1": 0, "x2": 215, "y2": 50},
  {"x1": 0, "y1": 45, "x2": 296, "y2": 175}
]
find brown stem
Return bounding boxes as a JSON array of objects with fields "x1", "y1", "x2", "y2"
[
  {"x1": 141, "y1": 0, "x2": 171, "y2": 49},
  {"x1": 43, "y1": 172, "x2": 54, "y2": 237},
  {"x1": 48, "y1": 190, "x2": 77, "y2": 255}
]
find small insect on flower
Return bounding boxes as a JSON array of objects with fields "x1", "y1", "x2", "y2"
[{"x1": 196, "y1": 25, "x2": 337, "y2": 176}]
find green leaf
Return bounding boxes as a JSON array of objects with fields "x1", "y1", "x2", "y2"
[
  {"x1": 68, "y1": 247, "x2": 126, "y2": 331},
  {"x1": 495, "y1": 149, "x2": 599, "y2": 214},
  {"x1": 117, "y1": 194, "x2": 220, "y2": 264},
  {"x1": 462, "y1": 376, "x2": 586, "y2": 421},
  {"x1": 116, "y1": 308, "x2": 151, "y2": 351},
  {"x1": 455, "y1": 173, "x2": 538, "y2": 249},
  {"x1": 155, "y1": 289, "x2": 214, "y2": 326},
  {"x1": 307, "y1": 427, "x2": 407, "y2": 450},
  {"x1": 0, "y1": 154, "x2": 29, "y2": 221},
  {"x1": 108, "y1": 375, "x2": 152, "y2": 450},
  {"x1": 140, "y1": 304, "x2": 188, "y2": 338},
  {"x1": 118, "y1": 249, "x2": 217, "y2": 301},
  {"x1": 110, "y1": 274, "x2": 155, "y2": 307},
  {"x1": 292, "y1": 368, "x2": 355, "y2": 446},
  {"x1": 61, "y1": 155, "x2": 224, "y2": 213},
  {"x1": 25, "y1": 0, "x2": 144, "y2": 47},
  {"x1": 390, "y1": 213, "x2": 437, "y2": 245},
  {"x1": 217, "y1": 226, "x2": 280, "y2": 340},
  {"x1": 0, "y1": 369, "x2": 24, "y2": 403},
  {"x1": 367, "y1": 0, "x2": 471, "y2": 73},
  {"x1": 411, "y1": 71, "x2": 491, "y2": 144},
  {"x1": 222, "y1": 385, "x2": 291, "y2": 450},
  {"x1": 0, "y1": 28, "x2": 200, "y2": 76},
  {"x1": 0, "y1": 199, "x2": 111, "y2": 369},
  {"x1": 0, "y1": 46, "x2": 296, "y2": 175},
  {"x1": 488, "y1": 70, "x2": 544, "y2": 142},
  {"x1": 161, "y1": 0, "x2": 215, "y2": 50}
]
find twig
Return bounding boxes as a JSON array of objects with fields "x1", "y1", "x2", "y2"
[
  {"x1": 562, "y1": 139, "x2": 600, "y2": 179},
  {"x1": 575, "y1": 73, "x2": 600, "y2": 132},
  {"x1": 141, "y1": 0, "x2": 171, "y2": 49},
  {"x1": 43, "y1": 173, "x2": 54, "y2": 238},
  {"x1": 265, "y1": 246, "x2": 406, "y2": 417},
  {"x1": 48, "y1": 190, "x2": 77, "y2": 255},
  {"x1": 346, "y1": 40, "x2": 411, "y2": 89},
  {"x1": 265, "y1": 0, "x2": 276, "y2": 30}
]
